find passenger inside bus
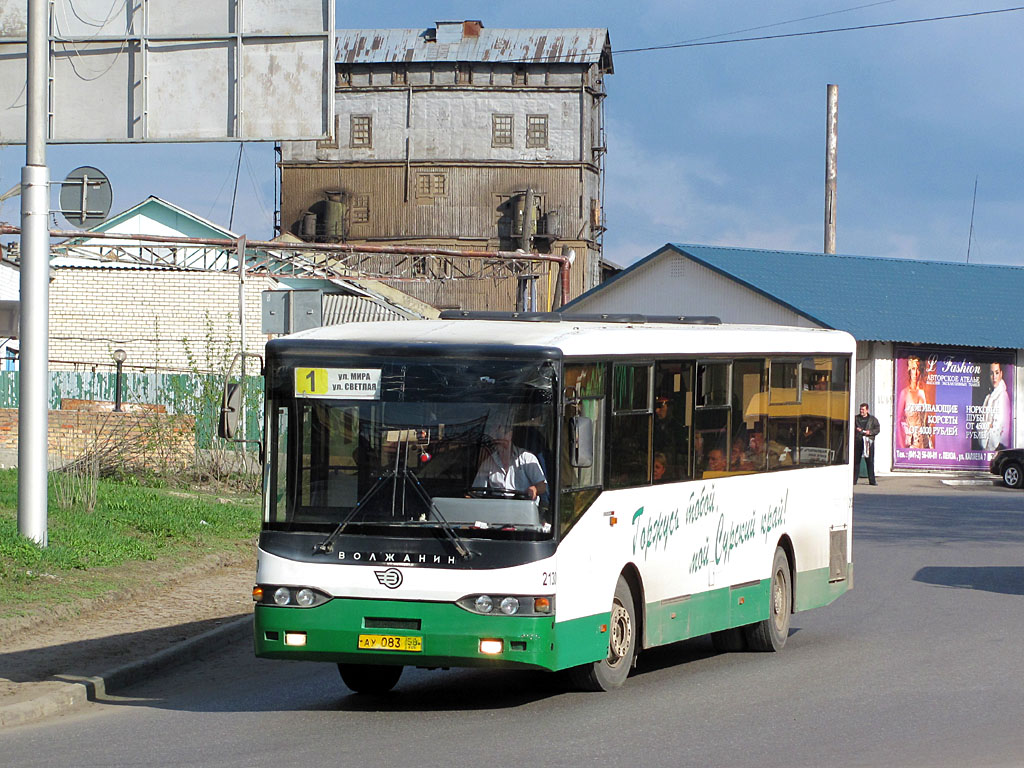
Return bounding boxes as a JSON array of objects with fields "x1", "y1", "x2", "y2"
[
  {"x1": 653, "y1": 452, "x2": 669, "y2": 483},
  {"x1": 704, "y1": 446, "x2": 727, "y2": 475}
]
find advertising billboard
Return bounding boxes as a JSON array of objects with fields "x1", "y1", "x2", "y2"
[
  {"x1": 0, "y1": 0, "x2": 334, "y2": 143},
  {"x1": 893, "y1": 347, "x2": 1014, "y2": 470}
]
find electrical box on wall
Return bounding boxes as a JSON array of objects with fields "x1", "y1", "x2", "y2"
[
  {"x1": 0, "y1": 301, "x2": 19, "y2": 337},
  {"x1": 262, "y1": 290, "x2": 322, "y2": 334}
]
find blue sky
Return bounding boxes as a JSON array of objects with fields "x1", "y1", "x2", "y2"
[{"x1": 2, "y1": 1, "x2": 1022, "y2": 268}]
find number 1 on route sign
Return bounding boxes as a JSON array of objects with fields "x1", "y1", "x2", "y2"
[
  {"x1": 295, "y1": 367, "x2": 327, "y2": 396},
  {"x1": 294, "y1": 367, "x2": 382, "y2": 399}
]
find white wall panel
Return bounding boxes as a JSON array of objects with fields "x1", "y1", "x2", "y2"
[{"x1": 568, "y1": 250, "x2": 819, "y2": 327}]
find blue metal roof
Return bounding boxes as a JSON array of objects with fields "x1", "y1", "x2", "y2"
[{"x1": 570, "y1": 243, "x2": 1024, "y2": 349}]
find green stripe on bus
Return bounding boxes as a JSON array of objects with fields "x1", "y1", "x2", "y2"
[
  {"x1": 644, "y1": 579, "x2": 770, "y2": 646},
  {"x1": 254, "y1": 598, "x2": 613, "y2": 672},
  {"x1": 794, "y1": 564, "x2": 853, "y2": 612},
  {"x1": 643, "y1": 565, "x2": 852, "y2": 647}
]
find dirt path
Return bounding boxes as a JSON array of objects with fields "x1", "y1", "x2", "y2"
[{"x1": 0, "y1": 550, "x2": 256, "y2": 708}]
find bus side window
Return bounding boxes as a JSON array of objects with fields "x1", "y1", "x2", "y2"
[
  {"x1": 270, "y1": 406, "x2": 289, "y2": 523},
  {"x1": 561, "y1": 364, "x2": 605, "y2": 536},
  {"x1": 830, "y1": 355, "x2": 851, "y2": 465},
  {"x1": 695, "y1": 361, "x2": 731, "y2": 477},
  {"x1": 654, "y1": 361, "x2": 692, "y2": 482},
  {"x1": 764, "y1": 359, "x2": 800, "y2": 470},
  {"x1": 561, "y1": 364, "x2": 605, "y2": 490},
  {"x1": 731, "y1": 359, "x2": 766, "y2": 473},
  {"x1": 608, "y1": 362, "x2": 653, "y2": 488}
]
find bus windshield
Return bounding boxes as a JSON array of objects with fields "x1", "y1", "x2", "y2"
[{"x1": 267, "y1": 356, "x2": 557, "y2": 539}]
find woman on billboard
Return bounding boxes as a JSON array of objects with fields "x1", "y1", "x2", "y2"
[{"x1": 896, "y1": 355, "x2": 933, "y2": 449}]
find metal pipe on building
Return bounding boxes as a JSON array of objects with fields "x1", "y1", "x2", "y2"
[
  {"x1": 112, "y1": 349, "x2": 126, "y2": 412},
  {"x1": 824, "y1": 83, "x2": 838, "y2": 255}
]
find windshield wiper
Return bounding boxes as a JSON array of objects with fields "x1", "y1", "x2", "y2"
[{"x1": 313, "y1": 468, "x2": 474, "y2": 560}]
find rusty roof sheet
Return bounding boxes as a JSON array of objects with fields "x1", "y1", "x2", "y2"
[
  {"x1": 321, "y1": 294, "x2": 411, "y2": 325},
  {"x1": 336, "y1": 26, "x2": 613, "y2": 72}
]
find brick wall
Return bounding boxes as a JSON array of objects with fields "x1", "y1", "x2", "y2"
[
  {"x1": 0, "y1": 407, "x2": 197, "y2": 470},
  {"x1": 47, "y1": 268, "x2": 276, "y2": 373}
]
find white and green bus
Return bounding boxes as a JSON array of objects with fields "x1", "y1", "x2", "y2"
[{"x1": 248, "y1": 312, "x2": 854, "y2": 692}]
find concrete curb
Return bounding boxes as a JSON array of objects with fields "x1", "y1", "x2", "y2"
[{"x1": 0, "y1": 615, "x2": 251, "y2": 730}]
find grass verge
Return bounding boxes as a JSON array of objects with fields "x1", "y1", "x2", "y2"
[{"x1": 0, "y1": 469, "x2": 259, "y2": 619}]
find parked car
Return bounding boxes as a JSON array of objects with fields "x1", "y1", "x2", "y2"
[{"x1": 990, "y1": 448, "x2": 1024, "y2": 489}]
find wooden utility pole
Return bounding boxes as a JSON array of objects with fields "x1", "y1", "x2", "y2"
[{"x1": 824, "y1": 84, "x2": 838, "y2": 255}]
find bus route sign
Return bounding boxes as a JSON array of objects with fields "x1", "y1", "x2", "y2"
[{"x1": 294, "y1": 367, "x2": 382, "y2": 399}]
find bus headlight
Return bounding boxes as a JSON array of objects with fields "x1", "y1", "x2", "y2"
[
  {"x1": 457, "y1": 594, "x2": 554, "y2": 616},
  {"x1": 474, "y1": 595, "x2": 494, "y2": 613},
  {"x1": 258, "y1": 585, "x2": 330, "y2": 608},
  {"x1": 500, "y1": 597, "x2": 520, "y2": 615}
]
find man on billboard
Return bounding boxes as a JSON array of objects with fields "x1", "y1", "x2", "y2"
[{"x1": 979, "y1": 362, "x2": 1011, "y2": 451}]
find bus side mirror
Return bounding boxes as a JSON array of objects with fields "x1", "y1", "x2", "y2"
[
  {"x1": 218, "y1": 382, "x2": 241, "y2": 440},
  {"x1": 570, "y1": 415, "x2": 594, "y2": 468}
]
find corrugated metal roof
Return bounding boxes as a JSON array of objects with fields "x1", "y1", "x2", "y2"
[
  {"x1": 336, "y1": 24, "x2": 612, "y2": 70},
  {"x1": 568, "y1": 243, "x2": 1024, "y2": 349},
  {"x1": 321, "y1": 294, "x2": 410, "y2": 325},
  {"x1": 48, "y1": 257, "x2": 182, "y2": 270}
]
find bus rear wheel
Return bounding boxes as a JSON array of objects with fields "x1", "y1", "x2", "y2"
[
  {"x1": 337, "y1": 663, "x2": 403, "y2": 694},
  {"x1": 745, "y1": 547, "x2": 791, "y2": 652},
  {"x1": 568, "y1": 575, "x2": 636, "y2": 691}
]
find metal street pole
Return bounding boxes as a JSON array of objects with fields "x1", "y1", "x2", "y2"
[
  {"x1": 18, "y1": 0, "x2": 50, "y2": 545},
  {"x1": 237, "y1": 235, "x2": 247, "y2": 471},
  {"x1": 824, "y1": 84, "x2": 838, "y2": 255}
]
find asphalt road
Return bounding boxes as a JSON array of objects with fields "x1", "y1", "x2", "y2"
[{"x1": 5, "y1": 478, "x2": 1023, "y2": 768}]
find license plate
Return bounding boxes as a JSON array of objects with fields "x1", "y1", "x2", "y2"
[{"x1": 357, "y1": 634, "x2": 423, "y2": 652}]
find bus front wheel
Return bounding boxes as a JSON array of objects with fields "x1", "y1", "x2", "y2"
[
  {"x1": 745, "y1": 547, "x2": 791, "y2": 652},
  {"x1": 568, "y1": 575, "x2": 636, "y2": 691},
  {"x1": 338, "y1": 663, "x2": 403, "y2": 694}
]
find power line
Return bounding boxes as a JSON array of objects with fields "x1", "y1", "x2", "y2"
[
  {"x1": 661, "y1": 0, "x2": 904, "y2": 45},
  {"x1": 614, "y1": 6, "x2": 1024, "y2": 55}
]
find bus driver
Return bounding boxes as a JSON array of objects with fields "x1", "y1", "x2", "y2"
[{"x1": 473, "y1": 424, "x2": 548, "y2": 500}]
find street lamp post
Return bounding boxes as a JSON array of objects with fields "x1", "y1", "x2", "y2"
[{"x1": 113, "y1": 349, "x2": 126, "y2": 412}]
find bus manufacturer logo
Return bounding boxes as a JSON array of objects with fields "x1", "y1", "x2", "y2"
[{"x1": 375, "y1": 568, "x2": 404, "y2": 589}]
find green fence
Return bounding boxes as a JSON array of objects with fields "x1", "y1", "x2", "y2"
[{"x1": 0, "y1": 371, "x2": 264, "y2": 449}]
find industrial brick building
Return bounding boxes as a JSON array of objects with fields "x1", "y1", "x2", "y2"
[{"x1": 278, "y1": 20, "x2": 613, "y2": 312}]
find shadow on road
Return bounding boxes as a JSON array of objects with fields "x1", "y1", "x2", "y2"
[
  {"x1": 0, "y1": 615, "x2": 247, "y2": 684},
  {"x1": 854, "y1": 491, "x2": 1024, "y2": 544},
  {"x1": 913, "y1": 566, "x2": 1024, "y2": 596}
]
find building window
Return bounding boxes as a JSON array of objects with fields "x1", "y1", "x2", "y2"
[
  {"x1": 416, "y1": 173, "x2": 447, "y2": 199},
  {"x1": 513, "y1": 67, "x2": 527, "y2": 85},
  {"x1": 351, "y1": 195, "x2": 370, "y2": 224},
  {"x1": 350, "y1": 115, "x2": 372, "y2": 148},
  {"x1": 526, "y1": 114, "x2": 548, "y2": 148},
  {"x1": 492, "y1": 114, "x2": 513, "y2": 147},
  {"x1": 392, "y1": 68, "x2": 407, "y2": 85},
  {"x1": 455, "y1": 65, "x2": 471, "y2": 85}
]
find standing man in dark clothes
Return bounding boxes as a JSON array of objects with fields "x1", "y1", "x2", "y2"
[{"x1": 853, "y1": 402, "x2": 881, "y2": 485}]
